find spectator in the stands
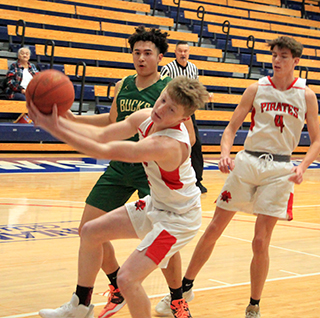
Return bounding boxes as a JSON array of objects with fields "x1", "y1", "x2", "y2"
[
  {"x1": 5, "y1": 47, "x2": 39, "y2": 123},
  {"x1": 6, "y1": 47, "x2": 39, "y2": 100}
]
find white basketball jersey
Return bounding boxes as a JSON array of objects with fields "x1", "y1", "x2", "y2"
[
  {"x1": 138, "y1": 117, "x2": 201, "y2": 214},
  {"x1": 244, "y1": 76, "x2": 307, "y2": 155}
]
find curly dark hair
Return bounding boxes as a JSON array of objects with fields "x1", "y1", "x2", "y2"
[
  {"x1": 267, "y1": 36, "x2": 303, "y2": 58},
  {"x1": 128, "y1": 25, "x2": 169, "y2": 55}
]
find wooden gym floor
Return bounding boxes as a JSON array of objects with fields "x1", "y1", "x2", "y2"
[{"x1": 0, "y1": 153, "x2": 319, "y2": 318}]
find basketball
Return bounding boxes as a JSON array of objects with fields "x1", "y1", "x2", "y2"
[{"x1": 26, "y1": 69, "x2": 75, "y2": 115}]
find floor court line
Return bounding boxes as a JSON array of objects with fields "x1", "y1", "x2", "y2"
[
  {"x1": 222, "y1": 234, "x2": 320, "y2": 258},
  {"x1": 280, "y1": 269, "x2": 300, "y2": 276},
  {"x1": 196, "y1": 271, "x2": 320, "y2": 293},
  {"x1": 0, "y1": 202, "x2": 84, "y2": 209},
  {"x1": 2, "y1": 205, "x2": 318, "y2": 228},
  {"x1": 202, "y1": 210, "x2": 320, "y2": 227},
  {"x1": 1, "y1": 201, "x2": 320, "y2": 229},
  {"x1": 1, "y1": 199, "x2": 320, "y2": 209},
  {"x1": 0, "y1": 198, "x2": 85, "y2": 205},
  {"x1": 3, "y1": 272, "x2": 320, "y2": 318},
  {"x1": 208, "y1": 278, "x2": 231, "y2": 285},
  {"x1": 201, "y1": 214, "x2": 320, "y2": 232}
]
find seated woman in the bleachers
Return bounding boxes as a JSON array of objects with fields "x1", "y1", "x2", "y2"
[
  {"x1": 5, "y1": 47, "x2": 39, "y2": 123},
  {"x1": 5, "y1": 47, "x2": 39, "y2": 100}
]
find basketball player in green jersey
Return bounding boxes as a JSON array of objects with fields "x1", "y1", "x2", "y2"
[{"x1": 62, "y1": 26, "x2": 195, "y2": 318}]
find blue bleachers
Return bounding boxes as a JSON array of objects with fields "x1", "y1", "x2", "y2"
[{"x1": 0, "y1": 123, "x2": 60, "y2": 142}]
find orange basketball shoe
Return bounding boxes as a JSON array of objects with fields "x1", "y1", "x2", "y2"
[
  {"x1": 98, "y1": 285, "x2": 126, "y2": 318},
  {"x1": 170, "y1": 298, "x2": 192, "y2": 318}
]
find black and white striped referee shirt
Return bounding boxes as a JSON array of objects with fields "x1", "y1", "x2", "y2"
[{"x1": 160, "y1": 60, "x2": 199, "y2": 80}]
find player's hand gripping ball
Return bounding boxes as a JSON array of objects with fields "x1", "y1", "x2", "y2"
[{"x1": 26, "y1": 69, "x2": 75, "y2": 115}]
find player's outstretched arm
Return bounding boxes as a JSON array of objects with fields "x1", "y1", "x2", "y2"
[
  {"x1": 27, "y1": 100, "x2": 150, "y2": 145},
  {"x1": 95, "y1": 134, "x2": 186, "y2": 170},
  {"x1": 30, "y1": 103, "x2": 185, "y2": 165},
  {"x1": 289, "y1": 87, "x2": 320, "y2": 184},
  {"x1": 219, "y1": 83, "x2": 258, "y2": 173}
]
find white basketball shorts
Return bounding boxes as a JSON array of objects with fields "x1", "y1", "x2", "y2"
[{"x1": 216, "y1": 150, "x2": 295, "y2": 220}]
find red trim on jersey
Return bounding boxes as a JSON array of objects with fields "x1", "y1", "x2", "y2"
[
  {"x1": 170, "y1": 123, "x2": 182, "y2": 131},
  {"x1": 139, "y1": 122, "x2": 181, "y2": 137},
  {"x1": 267, "y1": 76, "x2": 276, "y2": 88},
  {"x1": 159, "y1": 166, "x2": 184, "y2": 190},
  {"x1": 267, "y1": 76, "x2": 300, "y2": 90},
  {"x1": 145, "y1": 229, "x2": 177, "y2": 265},
  {"x1": 249, "y1": 107, "x2": 256, "y2": 131},
  {"x1": 144, "y1": 122, "x2": 154, "y2": 137},
  {"x1": 287, "y1": 192, "x2": 294, "y2": 221},
  {"x1": 138, "y1": 121, "x2": 154, "y2": 138},
  {"x1": 287, "y1": 78, "x2": 298, "y2": 90}
]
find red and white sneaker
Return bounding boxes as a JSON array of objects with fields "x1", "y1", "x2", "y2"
[
  {"x1": 98, "y1": 285, "x2": 126, "y2": 318},
  {"x1": 155, "y1": 289, "x2": 194, "y2": 316},
  {"x1": 170, "y1": 298, "x2": 192, "y2": 318}
]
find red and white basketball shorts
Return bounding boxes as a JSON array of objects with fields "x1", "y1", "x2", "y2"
[{"x1": 125, "y1": 195, "x2": 201, "y2": 268}]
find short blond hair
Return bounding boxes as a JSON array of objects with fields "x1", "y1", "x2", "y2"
[{"x1": 166, "y1": 76, "x2": 209, "y2": 116}]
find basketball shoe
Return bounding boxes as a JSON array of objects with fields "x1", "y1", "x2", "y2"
[
  {"x1": 170, "y1": 298, "x2": 192, "y2": 318},
  {"x1": 38, "y1": 293, "x2": 94, "y2": 318},
  {"x1": 155, "y1": 289, "x2": 194, "y2": 316},
  {"x1": 98, "y1": 284, "x2": 126, "y2": 318},
  {"x1": 245, "y1": 304, "x2": 261, "y2": 318}
]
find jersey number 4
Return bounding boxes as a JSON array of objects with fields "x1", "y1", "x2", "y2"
[{"x1": 274, "y1": 115, "x2": 285, "y2": 133}]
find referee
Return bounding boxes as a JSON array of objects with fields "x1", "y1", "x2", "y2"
[{"x1": 160, "y1": 41, "x2": 207, "y2": 193}]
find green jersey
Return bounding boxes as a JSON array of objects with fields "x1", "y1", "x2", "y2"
[{"x1": 115, "y1": 74, "x2": 171, "y2": 141}]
